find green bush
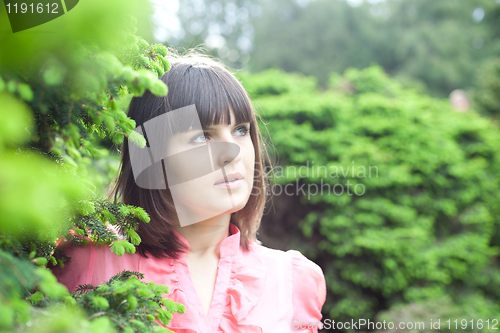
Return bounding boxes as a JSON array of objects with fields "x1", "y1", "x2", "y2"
[
  {"x1": 237, "y1": 65, "x2": 500, "y2": 330},
  {"x1": 473, "y1": 57, "x2": 500, "y2": 122}
]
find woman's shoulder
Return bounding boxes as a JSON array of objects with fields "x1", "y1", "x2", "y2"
[
  {"x1": 248, "y1": 243, "x2": 327, "y2": 324},
  {"x1": 285, "y1": 249, "x2": 325, "y2": 284},
  {"x1": 250, "y1": 243, "x2": 325, "y2": 288},
  {"x1": 250, "y1": 242, "x2": 324, "y2": 276}
]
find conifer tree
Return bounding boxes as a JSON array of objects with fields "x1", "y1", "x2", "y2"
[{"x1": 0, "y1": 1, "x2": 185, "y2": 331}]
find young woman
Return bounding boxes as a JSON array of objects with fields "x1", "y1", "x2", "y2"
[{"x1": 53, "y1": 53, "x2": 327, "y2": 332}]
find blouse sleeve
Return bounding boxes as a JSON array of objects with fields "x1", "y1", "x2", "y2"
[
  {"x1": 287, "y1": 250, "x2": 327, "y2": 332},
  {"x1": 51, "y1": 240, "x2": 140, "y2": 292}
]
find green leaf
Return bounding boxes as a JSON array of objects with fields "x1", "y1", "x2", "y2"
[
  {"x1": 96, "y1": 52, "x2": 122, "y2": 76},
  {"x1": 62, "y1": 155, "x2": 78, "y2": 170},
  {"x1": 161, "y1": 299, "x2": 185, "y2": 314},
  {"x1": 159, "y1": 56, "x2": 171, "y2": 72},
  {"x1": 128, "y1": 130, "x2": 146, "y2": 148},
  {"x1": 102, "y1": 209, "x2": 117, "y2": 224},
  {"x1": 36, "y1": 267, "x2": 68, "y2": 298},
  {"x1": 0, "y1": 302, "x2": 15, "y2": 328},
  {"x1": 67, "y1": 146, "x2": 82, "y2": 161},
  {"x1": 136, "y1": 287, "x2": 154, "y2": 298},
  {"x1": 0, "y1": 93, "x2": 33, "y2": 147},
  {"x1": 91, "y1": 296, "x2": 109, "y2": 310},
  {"x1": 138, "y1": 55, "x2": 150, "y2": 67},
  {"x1": 29, "y1": 291, "x2": 44, "y2": 304},
  {"x1": 118, "y1": 205, "x2": 131, "y2": 216},
  {"x1": 154, "y1": 284, "x2": 169, "y2": 297},
  {"x1": 131, "y1": 207, "x2": 150, "y2": 223},
  {"x1": 110, "y1": 240, "x2": 135, "y2": 256},
  {"x1": 50, "y1": 147, "x2": 64, "y2": 157},
  {"x1": 74, "y1": 227, "x2": 85, "y2": 236},
  {"x1": 122, "y1": 66, "x2": 136, "y2": 83},
  {"x1": 110, "y1": 241, "x2": 125, "y2": 256},
  {"x1": 17, "y1": 83, "x2": 33, "y2": 102},
  {"x1": 152, "y1": 44, "x2": 168, "y2": 57},
  {"x1": 131, "y1": 319, "x2": 146, "y2": 329},
  {"x1": 102, "y1": 114, "x2": 116, "y2": 132},
  {"x1": 34, "y1": 257, "x2": 48, "y2": 266},
  {"x1": 63, "y1": 295, "x2": 77, "y2": 306},
  {"x1": 122, "y1": 240, "x2": 136, "y2": 254},
  {"x1": 88, "y1": 316, "x2": 114, "y2": 333},
  {"x1": 42, "y1": 58, "x2": 66, "y2": 86},
  {"x1": 66, "y1": 123, "x2": 81, "y2": 147},
  {"x1": 125, "y1": 295, "x2": 138, "y2": 310},
  {"x1": 156, "y1": 308, "x2": 173, "y2": 326},
  {"x1": 7, "y1": 80, "x2": 16, "y2": 93},
  {"x1": 78, "y1": 200, "x2": 96, "y2": 215},
  {"x1": 126, "y1": 229, "x2": 141, "y2": 245},
  {"x1": 149, "y1": 79, "x2": 168, "y2": 96},
  {"x1": 151, "y1": 62, "x2": 164, "y2": 77}
]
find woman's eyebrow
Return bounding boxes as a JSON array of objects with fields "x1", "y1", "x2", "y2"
[{"x1": 202, "y1": 121, "x2": 250, "y2": 131}]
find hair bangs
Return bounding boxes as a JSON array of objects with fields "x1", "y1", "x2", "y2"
[{"x1": 162, "y1": 61, "x2": 254, "y2": 132}]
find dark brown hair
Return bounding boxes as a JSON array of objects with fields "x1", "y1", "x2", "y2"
[{"x1": 109, "y1": 52, "x2": 270, "y2": 259}]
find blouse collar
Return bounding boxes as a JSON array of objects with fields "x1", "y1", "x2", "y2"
[{"x1": 171, "y1": 223, "x2": 241, "y2": 259}]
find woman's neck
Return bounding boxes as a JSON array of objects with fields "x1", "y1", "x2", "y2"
[{"x1": 172, "y1": 214, "x2": 231, "y2": 258}]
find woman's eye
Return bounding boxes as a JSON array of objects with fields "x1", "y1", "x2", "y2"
[
  {"x1": 189, "y1": 125, "x2": 249, "y2": 143},
  {"x1": 235, "y1": 125, "x2": 250, "y2": 136},
  {"x1": 190, "y1": 132, "x2": 210, "y2": 144}
]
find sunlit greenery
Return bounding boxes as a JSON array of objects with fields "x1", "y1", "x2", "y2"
[{"x1": 0, "y1": 1, "x2": 183, "y2": 332}]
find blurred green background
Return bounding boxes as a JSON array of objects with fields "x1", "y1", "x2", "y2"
[{"x1": 1, "y1": 0, "x2": 500, "y2": 332}]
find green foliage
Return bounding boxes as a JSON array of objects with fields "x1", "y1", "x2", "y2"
[
  {"x1": 72, "y1": 271, "x2": 183, "y2": 332},
  {"x1": 69, "y1": 196, "x2": 150, "y2": 255},
  {"x1": 473, "y1": 57, "x2": 500, "y2": 121},
  {"x1": 238, "y1": 67, "x2": 317, "y2": 96},
  {"x1": 0, "y1": 1, "x2": 186, "y2": 332},
  {"x1": 238, "y1": 66, "x2": 500, "y2": 329},
  {"x1": 0, "y1": 148, "x2": 85, "y2": 239},
  {"x1": 110, "y1": 240, "x2": 136, "y2": 257},
  {"x1": 0, "y1": 251, "x2": 39, "y2": 328}
]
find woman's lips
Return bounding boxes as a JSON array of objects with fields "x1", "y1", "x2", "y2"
[
  {"x1": 214, "y1": 172, "x2": 244, "y2": 188},
  {"x1": 214, "y1": 178, "x2": 244, "y2": 189}
]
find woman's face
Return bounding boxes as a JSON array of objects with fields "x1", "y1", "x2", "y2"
[{"x1": 165, "y1": 107, "x2": 255, "y2": 227}]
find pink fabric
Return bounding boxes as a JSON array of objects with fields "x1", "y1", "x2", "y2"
[{"x1": 52, "y1": 224, "x2": 327, "y2": 332}]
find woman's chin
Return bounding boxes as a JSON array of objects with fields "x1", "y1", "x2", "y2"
[
  {"x1": 223, "y1": 192, "x2": 251, "y2": 214},
  {"x1": 223, "y1": 203, "x2": 245, "y2": 215}
]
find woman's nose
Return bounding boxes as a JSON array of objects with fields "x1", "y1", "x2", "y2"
[{"x1": 209, "y1": 141, "x2": 240, "y2": 168}]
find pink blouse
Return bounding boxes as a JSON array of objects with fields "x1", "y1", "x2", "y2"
[{"x1": 52, "y1": 223, "x2": 327, "y2": 333}]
